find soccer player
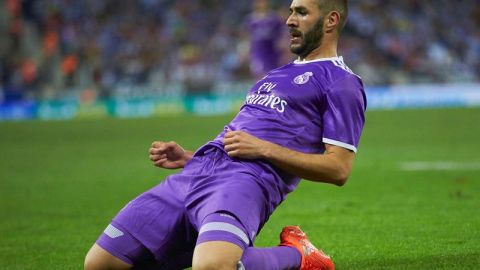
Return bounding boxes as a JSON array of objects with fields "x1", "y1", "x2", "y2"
[
  {"x1": 246, "y1": 0, "x2": 286, "y2": 78},
  {"x1": 84, "y1": 0, "x2": 366, "y2": 269}
]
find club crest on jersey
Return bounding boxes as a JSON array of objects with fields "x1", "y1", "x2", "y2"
[{"x1": 293, "y1": 72, "x2": 313, "y2": 85}]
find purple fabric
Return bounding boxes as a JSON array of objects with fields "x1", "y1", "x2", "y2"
[
  {"x1": 196, "y1": 212, "x2": 250, "y2": 249},
  {"x1": 240, "y1": 246, "x2": 301, "y2": 270},
  {"x1": 209, "y1": 56, "x2": 366, "y2": 189},
  {"x1": 110, "y1": 147, "x2": 286, "y2": 264},
  {"x1": 96, "y1": 221, "x2": 153, "y2": 265}
]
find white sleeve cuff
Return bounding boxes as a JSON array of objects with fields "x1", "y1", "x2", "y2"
[{"x1": 323, "y1": 138, "x2": 357, "y2": 153}]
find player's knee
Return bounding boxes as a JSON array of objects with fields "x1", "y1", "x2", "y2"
[
  {"x1": 84, "y1": 253, "x2": 104, "y2": 270},
  {"x1": 84, "y1": 255, "x2": 126, "y2": 270},
  {"x1": 192, "y1": 256, "x2": 239, "y2": 270},
  {"x1": 84, "y1": 251, "x2": 109, "y2": 270},
  {"x1": 192, "y1": 241, "x2": 242, "y2": 270},
  {"x1": 84, "y1": 244, "x2": 131, "y2": 270}
]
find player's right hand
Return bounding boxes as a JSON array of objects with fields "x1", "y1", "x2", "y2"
[{"x1": 149, "y1": 141, "x2": 188, "y2": 169}]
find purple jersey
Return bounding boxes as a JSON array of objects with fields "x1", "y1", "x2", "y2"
[
  {"x1": 247, "y1": 12, "x2": 284, "y2": 75},
  {"x1": 205, "y1": 56, "x2": 367, "y2": 190}
]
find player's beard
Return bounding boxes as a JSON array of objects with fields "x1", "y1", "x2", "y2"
[{"x1": 289, "y1": 17, "x2": 324, "y2": 59}]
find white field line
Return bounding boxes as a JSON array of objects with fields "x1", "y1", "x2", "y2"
[{"x1": 400, "y1": 161, "x2": 480, "y2": 171}]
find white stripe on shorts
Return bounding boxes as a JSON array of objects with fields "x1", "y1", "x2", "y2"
[
  {"x1": 237, "y1": 261, "x2": 246, "y2": 270},
  {"x1": 199, "y1": 222, "x2": 250, "y2": 245},
  {"x1": 104, "y1": 224, "x2": 124, "y2": 239}
]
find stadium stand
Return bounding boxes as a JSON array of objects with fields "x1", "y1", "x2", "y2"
[{"x1": 0, "y1": 0, "x2": 479, "y2": 102}]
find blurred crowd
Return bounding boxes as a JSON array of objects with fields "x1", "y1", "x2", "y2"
[
  {"x1": 345, "y1": 0, "x2": 480, "y2": 86},
  {"x1": 1, "y1": 0, "x2": 479, "y2": 102}
]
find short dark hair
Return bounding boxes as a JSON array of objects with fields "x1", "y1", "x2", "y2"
[{"x1": 315, "y1": 0, "x2": 348, "y2": 33}]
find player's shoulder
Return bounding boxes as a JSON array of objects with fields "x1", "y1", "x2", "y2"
[
  {"x1": 290, "y1": 56, "x2": 362, "y2": 88},
  {"x1": 296, "y1": 56, "x2": 359, "y2": 76},
  {"x1": 261, "y1": 62, "x2": 295, "y2": 78},
  {"x1": 262, "y1": 57, "x2": 363, "y2": 88}
]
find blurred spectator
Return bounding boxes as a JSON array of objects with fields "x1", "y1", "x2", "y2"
[
  {"x1": 0, "y1": 0, "x2": 479, "y2": 102},
  {"x1": 245, "y1": 0, "x2": 287, "y2": 78}
]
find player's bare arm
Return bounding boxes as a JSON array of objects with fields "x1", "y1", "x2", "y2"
[
  {"x1": 223, "y1": 130, "x2": 354, "y2": 186},
  {"x1": 149, "y1": 141, "x2": 194, "y2": 169}
]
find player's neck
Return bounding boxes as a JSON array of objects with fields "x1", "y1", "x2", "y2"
[{"x1": 299, "y1": 41, "x2": 338, "y2": 61}]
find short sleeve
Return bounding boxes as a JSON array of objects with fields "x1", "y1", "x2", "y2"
[{"x1": 322, "y1": 75, "x2": 367, "y2": 152}]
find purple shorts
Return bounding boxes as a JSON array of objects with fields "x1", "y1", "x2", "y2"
[{"x1": 96, "y1": 146, "x2": 290, "y2": 265}]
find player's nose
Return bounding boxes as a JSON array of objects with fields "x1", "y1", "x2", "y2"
[{"x1": 286, "y1": 14, "x2": 298, "y2": 27}]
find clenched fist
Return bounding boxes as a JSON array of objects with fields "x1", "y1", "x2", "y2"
[{"x1": 149, "y1": 141, "x2": 192, "y2": 169}]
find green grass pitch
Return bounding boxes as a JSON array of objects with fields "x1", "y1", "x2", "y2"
[{"x1": 0, "y1": 108, "x2": 479, "y2": 269}]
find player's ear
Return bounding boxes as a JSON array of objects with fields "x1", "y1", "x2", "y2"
[{"x1": 324, "y1": 11, "x2": 340, "y2": 33}]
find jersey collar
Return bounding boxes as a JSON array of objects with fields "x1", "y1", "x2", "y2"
[{"x1": 293, "y1": 56, "x2": 343, "y2": 64}]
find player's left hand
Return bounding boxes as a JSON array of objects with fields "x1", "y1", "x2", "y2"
[{"x1": 223, "y1": 130, "x2": 271, "y2": 159}]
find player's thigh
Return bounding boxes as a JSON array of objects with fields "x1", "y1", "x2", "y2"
[
  {"x1": 91, "y1": 175, "x2": 194, "y2": 266},
  {"x1": 85, "y1": 243, "x2": 132, "y2": 270},
  {"x1": 192, "y1": 241, "x2": 243, "y2": 270},
  {"x1": 116, "y1": 173, "x2": 196, "y2": 256}
]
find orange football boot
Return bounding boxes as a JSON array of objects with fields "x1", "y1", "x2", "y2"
[{"x1": 280, "y1": 226, "x2": 335, "y2": 270}]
